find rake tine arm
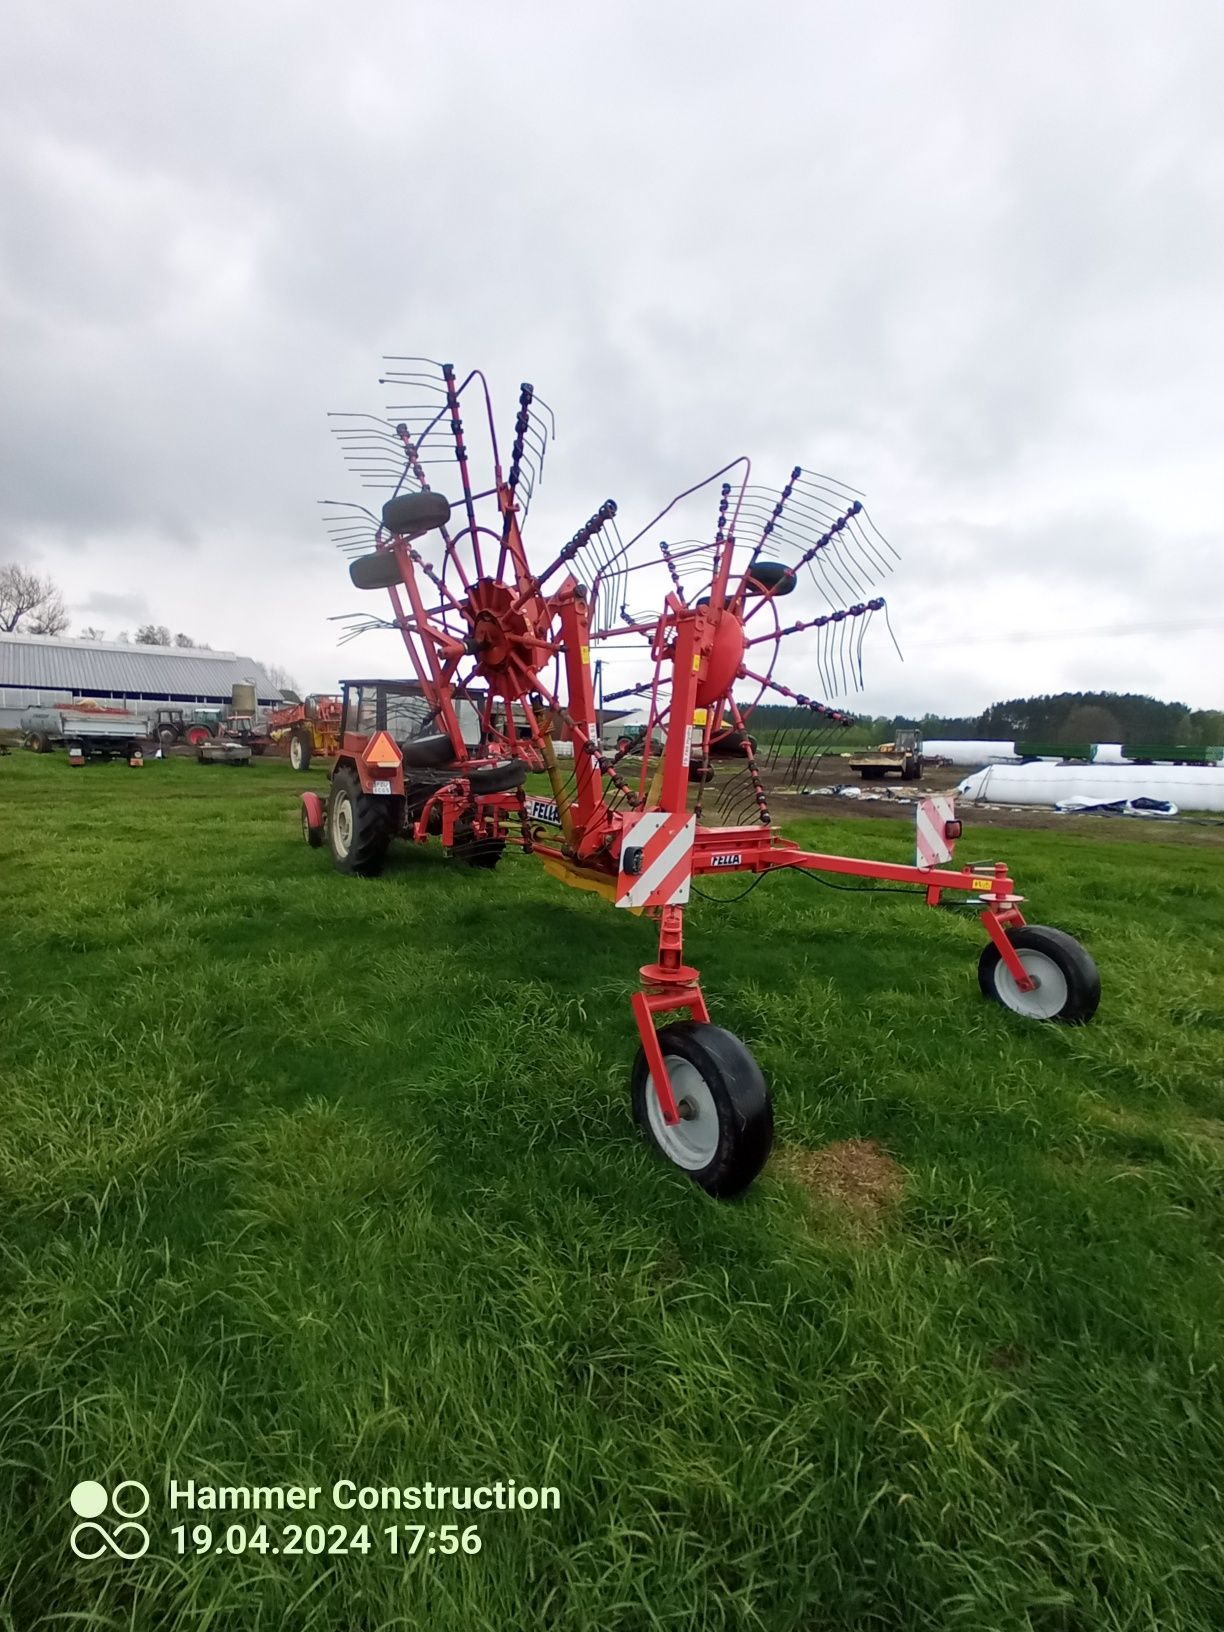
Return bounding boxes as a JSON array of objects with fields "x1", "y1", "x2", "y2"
[{"x1": 738, "y1": 667, "x2": 856, "y2": 728}]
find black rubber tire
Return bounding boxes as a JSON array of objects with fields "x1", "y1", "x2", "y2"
[
  {"x1": 689, "y1": 763, "x2": 716, "y2": 784},
  {"x1": 301, "y1": 804, "x2": 324, "y2": 848},
  {"x1": 26, "y1": 733, "x2": 48, "y2": 754},
  {"x1": 327, "y1": 767, "x2": 393, "y2": 877},
  {"x1": 469, "y1": 759, "x2": 529, "y2": 795},
  {"x1": 252, "y1": 744, "x2": 266, "y2": 757},
  {"x1": 186, "y1": 724, "x2": 213, "y2": 746},
  {"x1": 859, "y1": 767, "x2": 886, "y2": 781},
  {"x1": 381, "y1": 489, "x2": 452, "y2": 539},
  {"x1": 400, "y1": 732, "x2": 457, "y2": 769},
  {"x1": 158, "y1": 726, "x2": 177, "y2": 749},
  {"x1": 451, "y1": 836, "x2": 505, "y2": 869},
  {"x1": 349, "y1": 550, "x2": 407, "y2": 590},
  {"x1": 290, "y1": 732, "x2": 313, "y2": 773},
  {"x1": 978, "y1": 925, "x2": 1101, "y2": 1024},
  {"x1": 617, "y1": 737, "x2": 633, "y2": 755},
  {"x1": 744, "y1": 560, "x2": 797, "y2": 596},
  {"x1": 631, "y1": 1022, "x2": 774, "y2": 1199}
]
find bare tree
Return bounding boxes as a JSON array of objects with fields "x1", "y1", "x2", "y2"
[
  {"x1": 28, "y1": 589, "x2": 69, "y2": 636},
  {"x1": 0, "y1": 564, "x2": 68, "y2": 634},
  {"x1": 134, "y1": 623, "x2": 173, "y2": 646},
  {"x1": 260, "y1": 660, "x2": 300, "y2": 696},
  {"x1": 79, "y1": 625, "x2": 106, "y2": 640},
  {"x1": 173, "y1": 632, "x2": 196, "y2": 647}
]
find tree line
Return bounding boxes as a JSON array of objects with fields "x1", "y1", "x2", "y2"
[{"x1": 751, "y1": 692, "x2": 1224, "y2": 748}]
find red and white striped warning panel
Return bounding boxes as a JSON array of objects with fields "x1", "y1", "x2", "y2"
[
  {"x1": 916, "y1": 794, "x2": 956, "y2": 869},
  {"x1": 615, "y1": 813, "x2": 697, "y2": 909}
]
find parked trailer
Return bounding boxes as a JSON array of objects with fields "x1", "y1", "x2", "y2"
[{"x1": 21, "y1": 703, "x2": 147, "y2": 765}]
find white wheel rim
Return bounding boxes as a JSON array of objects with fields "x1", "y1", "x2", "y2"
[
  {"x1": 291, "y1": 738, "x2": 303, "y2": 768},
  {"x1": 332, "y1": 795, "x2": 353, "y2": 856},
  {"x1": 645, "y1": 1057, "x2": 720, "y2": 1170},
  {"x1": 993, "y1": 947, "x2": 1068, "y2": 1019}
]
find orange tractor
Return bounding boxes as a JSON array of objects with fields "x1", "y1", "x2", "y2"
[{"x1": 267, "y1": 694, "x2": 343, "y2": 771}]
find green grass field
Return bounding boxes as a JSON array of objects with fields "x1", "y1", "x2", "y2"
[{"x1": 2, "y1": 752, "x2": 1223, "y2": 1631}]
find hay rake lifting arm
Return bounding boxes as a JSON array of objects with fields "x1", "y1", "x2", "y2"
[{"x1": 312, "y1": 360, "x2": 1102, "y2": 1198}]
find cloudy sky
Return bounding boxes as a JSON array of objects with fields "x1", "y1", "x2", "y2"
[{"x1": 3, "y1": 1, "x2": 1221, "y2": 718}]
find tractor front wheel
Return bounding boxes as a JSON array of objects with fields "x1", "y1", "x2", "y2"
[
  {"x1": 290, "y1": 732, "x2": 313, "y2": 772},
  {"x1": 978, "y1": 925, "x2": 1100, "y2": 1024},
  {"x1": 327, "y1": 768, "x2": 392, "y2": 876},
  {"x1": 631, "y1": 1022, "x2": 774, "y2": 1199}
]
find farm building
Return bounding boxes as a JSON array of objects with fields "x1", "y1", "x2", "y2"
[{"x1": 0, "y1": 632, "x2": 282, "y2": 731}]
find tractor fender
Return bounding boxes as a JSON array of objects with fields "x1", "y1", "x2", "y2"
[{"x1": 301, "y1": 789, "x2": 325, "y2": 832}]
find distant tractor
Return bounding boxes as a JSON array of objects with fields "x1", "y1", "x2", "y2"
[
  {"x1": 267, "y1": 694, "x2": 343, "y2": 771},
  {"x1": 150, "y1": 706, "x2": 220, "y2": 749},
  {"x1": 850, "y1": 728, "x2": 924, "y2": 782}
]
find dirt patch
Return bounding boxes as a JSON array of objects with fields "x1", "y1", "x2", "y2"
[
  {"x1": 987, "y1": 1344, "x2": 1028, "y2": 1372},
  {"x1": 779, "y1": 1138, "x2": 905, "y2": 1224}
]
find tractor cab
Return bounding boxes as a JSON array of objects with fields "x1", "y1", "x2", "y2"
[{"x1": 338, "y1": 679, "x2": 484, "y2": 763}]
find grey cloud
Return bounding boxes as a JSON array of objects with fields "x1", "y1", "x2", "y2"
[{"x1": 1, "y1": 0, "x2": 1220, "y2": 710}]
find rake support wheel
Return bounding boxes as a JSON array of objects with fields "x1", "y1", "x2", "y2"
[
  {"x1": 978, "y1": 924, "x2": 1100, "y2": 1024},
  {"x1": 632, "y1": 1022, "x2": 774, "y2": 1198}
]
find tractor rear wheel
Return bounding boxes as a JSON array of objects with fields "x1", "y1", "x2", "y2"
[
  {"x1": 290, "y1": 732, "x2": 313, "y2": 772},
  {"x1": 632, "y1": 1022, "x2": 774, "y2": 1199},
  {"x1": 186, "y1": 725, "x2": 212, "y2": 747},
  {"x1": 327, "y1": 767, "x2": 393, "y2": 877},
  {"x1": 158, "y1": 726, "x2": 177, "y2": 749},
  {"x1": 978, "y1": 925, "x2": 1100, "y2": 1024}
]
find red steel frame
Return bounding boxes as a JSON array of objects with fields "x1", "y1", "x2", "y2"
[
  {"x1": 325, "y1": 364, "x2": 1042, "y2": 1131},
  {"x1": 352, "y1": 535, "x2": 1037, "y2": 1128}
]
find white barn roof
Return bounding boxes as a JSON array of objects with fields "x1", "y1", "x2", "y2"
[{"x1": 0, "y1": 633, "x2": 281, "y2": 702}]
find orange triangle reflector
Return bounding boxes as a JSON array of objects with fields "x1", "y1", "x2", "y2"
[{"x1": 362, "y1": 730, "x2": 402, "y2": 769}]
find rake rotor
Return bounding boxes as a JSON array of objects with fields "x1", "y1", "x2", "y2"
[{"x1": 305, "y1": 359, "x2": 1100, "y2": 1201}]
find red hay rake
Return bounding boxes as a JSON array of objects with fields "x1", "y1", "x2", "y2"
[{"x1": 305, "y1": 359, "x2": 1100, "y2": 1198}]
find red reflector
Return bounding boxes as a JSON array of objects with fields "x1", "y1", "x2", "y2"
[{"x1": 944, "y1": 820, "x2": 962, "y2": 840}]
